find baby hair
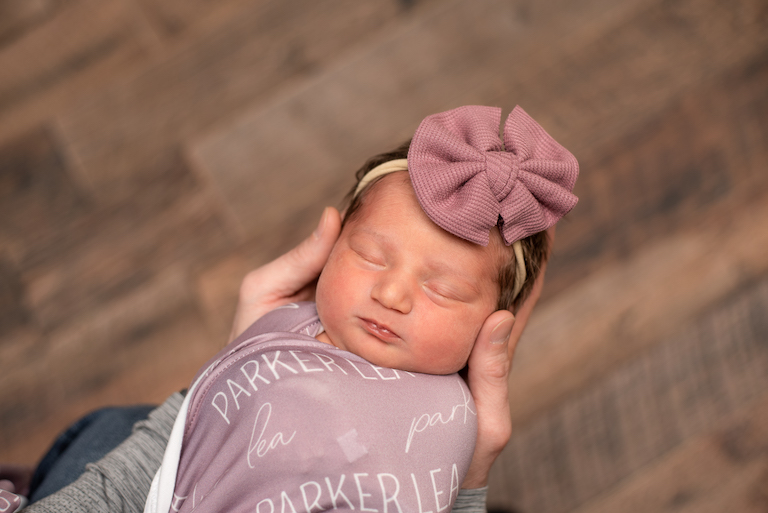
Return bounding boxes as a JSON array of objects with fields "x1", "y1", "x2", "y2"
[{"x1": 342, "y1": 140, "x2": 549, "y2": 313}]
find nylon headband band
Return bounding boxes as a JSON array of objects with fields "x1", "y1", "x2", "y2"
[
  {"x1": 353, "y1": 159, "x2": 409, "y2": 197},
  {"x1": 511, "y1": 238, "x2": 526, "y2": 300},
  {"x1": 352, "y1": 159, "x2": 528, "y2": 303}
]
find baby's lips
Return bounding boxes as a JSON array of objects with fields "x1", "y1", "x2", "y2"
[{"x1": 361, "y1": 317, "x2": 402, "y2": 342}]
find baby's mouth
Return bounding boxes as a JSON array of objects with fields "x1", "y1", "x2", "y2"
[{"x1": 361, "y1": 318, "x2": 401, "y2": 342}]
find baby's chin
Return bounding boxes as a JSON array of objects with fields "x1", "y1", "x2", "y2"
[
  {"x1": 366, "y1": 352, "x2": 468, "y2": 376},
  {"x1": 314, "y1": 331, "x2": 466, "y2": 375},
  {"x1": 409, "y1": 361, "x2": 468, "y2": 376}
]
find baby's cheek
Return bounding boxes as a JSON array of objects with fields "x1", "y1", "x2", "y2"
[
  {"x1": 425, "y1": 327, "x2": 476, "y2": 374},
  {"x1": 314, "y1": 275, "x2": 334, "y2": 328}
]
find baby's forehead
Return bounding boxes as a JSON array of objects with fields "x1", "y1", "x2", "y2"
[{"x1": 349, "y1": 177, "x2": 511, "y2": 275}]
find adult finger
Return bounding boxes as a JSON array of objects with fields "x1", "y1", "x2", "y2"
[
  {"x1": 252, "y1": 206, "x2": 342, "y2": 298},
  {"x1": 461, "y1": 310, "x2": 515, "y2": 489},
  {"x1": 230, "y1": 207, "x2": 342, "y2": 340}
]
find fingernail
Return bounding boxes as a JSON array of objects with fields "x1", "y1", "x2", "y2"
[
  {"x1": 490, "y1": 315, "x2": 515, "y2": 345},
  {"x1": 313, "y1": 207, "x2": 329, "y2": 240}
]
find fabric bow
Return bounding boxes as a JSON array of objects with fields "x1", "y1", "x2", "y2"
[{"x1": 407, "y1": 105, "x2": 579, "y2": 246}]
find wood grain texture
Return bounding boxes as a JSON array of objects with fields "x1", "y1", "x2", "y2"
[
  {"x1": 547, "y1": 44, "x2": 768, "y2": 297},
  {"x1": 0, "y1": 0, "x2": 160, "y2": 144},
  {"x1": 57, "y1": 0, "x2": 407, "y2": 202},
  {"x1": 0, "y1": 1, "x2": 767, "y2": 511},
  {"x1": 0, "y1": 0, "x2": 59, "y2": 47},
  {"x1": 569, "y1": 392, "x2": 768, "y2": 513},
  {"x1": 489, "y1": 277, "x2": 768, "y2": 512}
]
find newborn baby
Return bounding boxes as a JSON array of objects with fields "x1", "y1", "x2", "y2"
[{"x1": 144, "y1": 105, "x2": 579, "y2": 513}]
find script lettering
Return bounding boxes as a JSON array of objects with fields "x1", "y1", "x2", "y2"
[
  {"x1": 247, "y1": 403, "x2": 296, "y2": 467},
  {"x1": 0, "y1": 496, "x2": 13, "y2": 513},
  {"x1": 170, "y1": 493, "x2": 187, "y2": 512},
  {"x1": 405, "y1": 383, "x2": 475, "y2": 453}
]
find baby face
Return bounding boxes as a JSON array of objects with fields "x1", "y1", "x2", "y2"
[{"x1": 315, "y1": 172, "x2": 503, "y2": 374}]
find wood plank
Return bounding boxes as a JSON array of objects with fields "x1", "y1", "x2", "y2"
[
  {"x1": 545, "y1": 45, "x2": 768, "y2": 297},
  {"x1": 0, "y1": 0, "x2": 58, "y2": 47},
  {"x1": 56, "y1": 0, "x2": 408, "y2": 202},
  {"x1": 484, "y1": 0, "x2": 768, "y2": 156},
  {"x1": 675, "y1": 460, "x2": 768, "y2": 513},
  {"x1": 132, "y1": 0, "x2": 278, "y2": 41},
  {"x1": 18, "y1": 188, "x2": 234, "y2": 332},
  {"x1": 0, "y1": 0, "x2": 160, "y2": 144},
  {"x1": 194, "y1": 251, "x2": 254, "y2": 342},
  {"x1": 488, "y1": 275, "x2": 768, "y2": 512},
  {"x1": 500, "y1": 43, "x2": 768, "y2": 427},
  {"x1": 569, "y1": 392, "x2": 768, "y2": 513},
  {"x1": 0, "y1": 268, "x2": 216, "y2": 465},
  {"x1": 0, "y1": 127, "x2": 90, "y2": 268},
  {"x1": 0, "y1": 256, "x2": 28, "y2": 336}
]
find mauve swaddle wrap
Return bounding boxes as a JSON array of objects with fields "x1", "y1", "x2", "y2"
[{"x1": 172, "y1": 302, "x2": 477, "y2": 513}]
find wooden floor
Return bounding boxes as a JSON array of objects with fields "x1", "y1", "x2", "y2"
[{"x1": 1, "y1": 0, "x2": 767, "y2": 511}]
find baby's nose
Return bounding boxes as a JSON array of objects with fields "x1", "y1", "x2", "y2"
[{"x1": 371, "y1": 272, "x2": 412, "y2": 314}]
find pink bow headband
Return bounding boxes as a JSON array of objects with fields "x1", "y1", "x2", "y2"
[{"x1": 352, "y1": 105, "x2": 579, "y2": 298}]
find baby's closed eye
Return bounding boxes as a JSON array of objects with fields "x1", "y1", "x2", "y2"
[
  {"x1": 423, "y1": 281, "x2": 469, "y2": 304},
  {"x1": 351, "y1": 246, "x2": 386, "y2": 267}
]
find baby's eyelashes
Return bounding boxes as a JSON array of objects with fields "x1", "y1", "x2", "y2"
[
  {"x1": 353, "y1": 248, "x2": 386, "y2": 267},
  {"x1": 423, "y1": 282, "x2": 466, "y2": 304}
]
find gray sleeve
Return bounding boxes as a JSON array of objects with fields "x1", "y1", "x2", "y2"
[
  {"x1": 452, "y1": 486, "x2": 488, "y2": 513},
  {"x1": 22, "y1": 393, "x2": 182, "y2": 513}
]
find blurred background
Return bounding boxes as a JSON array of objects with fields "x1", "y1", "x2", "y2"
[{"x1": 1, "y1": 0, "x2": 767, "y2": 511}]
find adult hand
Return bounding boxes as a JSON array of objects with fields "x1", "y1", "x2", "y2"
[
  {"x1": 0, "y1": 464, "x2": 33, "y2": 496},
  {"x1": 229, "y1": 207, "x2": 342, "y2": 342},
  {"x1": 461, "y1": 227, "x2": 553, "y2": 489}
]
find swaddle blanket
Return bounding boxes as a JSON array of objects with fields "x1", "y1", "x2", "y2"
[{"x1": 145, "y1": 302, "x2": 477, "y2": 513}]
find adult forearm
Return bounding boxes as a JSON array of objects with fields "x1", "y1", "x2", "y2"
[
  {"x1": 453, "y1": 486, "x2": 488, "y2": 513},
  {"x1": 22, "y1": 393, "x2": 182, "y2": 513}
]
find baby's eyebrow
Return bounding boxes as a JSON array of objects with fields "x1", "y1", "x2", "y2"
[
  {"x1": 349, "y1": 228, "x2": 387, "y2": 248},
  {"x1": 352, "y1": 226, "x2": 384, "y2": 240}
]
